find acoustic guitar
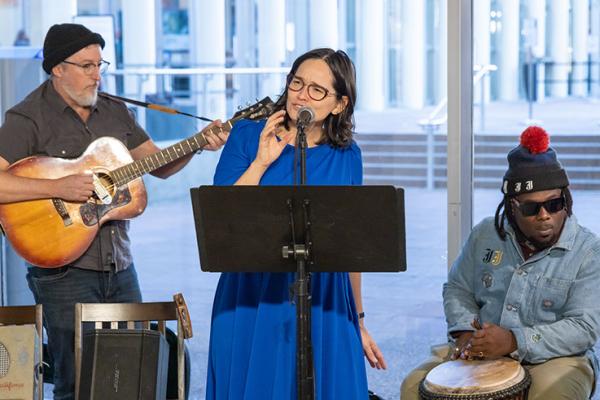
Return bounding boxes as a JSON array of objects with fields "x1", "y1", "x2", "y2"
[{"x1": 0, "y1": 97, "x2": 274, "y2": 268}]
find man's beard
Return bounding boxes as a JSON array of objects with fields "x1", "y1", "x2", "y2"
[
  {"x1": 527, "y1": 233, "x2": 559, "y2": 251},
  {"x1": 509, "y1": 217, "x2": 564, "y2": 250},
  {"x1": 63, "y1": 82, "x2": 98, "y2": 107}
]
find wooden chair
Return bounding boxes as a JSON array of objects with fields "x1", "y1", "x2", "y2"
[
  {"x1": 74, "y1": 293, "x2": 192, "y2": 400},
  {"x1": 0, "y1": 304, "x2": 44, "y2": 400}
]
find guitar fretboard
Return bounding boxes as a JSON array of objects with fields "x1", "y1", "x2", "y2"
[{"x1": 111, "y1": 121, "x2": 233, "y2": 187}]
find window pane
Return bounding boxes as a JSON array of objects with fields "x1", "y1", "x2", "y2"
[{"x1": 473, "y1": 4, "x2": 600, "y2": 399}]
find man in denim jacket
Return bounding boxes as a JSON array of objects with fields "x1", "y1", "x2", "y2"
[{"x1": 401, "y1": 126, "x2": 600, "y2": 400}]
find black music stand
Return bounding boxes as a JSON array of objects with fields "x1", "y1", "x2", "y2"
[{"x1": 190, "y1": 185, "x2": 406, "y2": 399}]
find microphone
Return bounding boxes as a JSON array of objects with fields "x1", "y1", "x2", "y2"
[{"x1": 296, "y1": 106, "x2": 315, "y2": 129}]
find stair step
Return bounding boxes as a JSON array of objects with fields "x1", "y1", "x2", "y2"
[{"x1": 356, "y1": 133, "x2": 600, "y2": 189}]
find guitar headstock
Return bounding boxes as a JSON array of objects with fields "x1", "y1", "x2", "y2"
[{"x1": 230, "y1": 97, "x2": 275, "y2": 124}]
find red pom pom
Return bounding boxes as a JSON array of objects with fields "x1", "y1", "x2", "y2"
[{"x1": 520, "y1": 126, "x2": 549, "y2": 154}]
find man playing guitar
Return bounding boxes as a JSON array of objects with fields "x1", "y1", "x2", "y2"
[{"x1": 0, "y1": 23, "x2": 227, "y2": 400}]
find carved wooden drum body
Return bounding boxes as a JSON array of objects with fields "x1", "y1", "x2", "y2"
[{"x1": 419, "y1": 358, "x2": 531, "y2": 400}]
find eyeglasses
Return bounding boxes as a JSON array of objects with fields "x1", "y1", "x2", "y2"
[
  {"x1": 288, "y1": 77, "x2": 337, "y2": 101},
  {"x1": 61, "y1": 59, "x2": 110, "y2": 75},
  {"x1": 512, "y1": 196, "x2": 565, "y2": 217}
]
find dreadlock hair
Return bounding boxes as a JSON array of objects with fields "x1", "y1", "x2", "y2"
[{"x1": 494, "y1": 187, "x2": 573, "y2": 240}]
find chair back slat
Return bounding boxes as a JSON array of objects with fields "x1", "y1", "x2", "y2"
[
  {"x1": 0, "y1": 305, "x2": 38, "y2": 325},
  {"x1": 158, "y1": 320, "x2": 166, "y2": 334},
  {"x1": 79, "y1": 302, "x2": 177, "y2": 322}
]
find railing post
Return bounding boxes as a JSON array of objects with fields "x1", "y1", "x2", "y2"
[
  {"x1": 480, "y1": 73, "x2": 486, "y2": 131},
  {"x1": 202, "y1": 75, "x2": 209, "y2": 116},
  {"x1": 426, "y1": 124, "x2": 435, "y2": 190},
  {"x1": 588, "y1": 55, "x2": 592, "y2": 96}
]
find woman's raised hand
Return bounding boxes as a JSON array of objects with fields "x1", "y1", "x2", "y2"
[{"x1": 254, "y1": 110, "x2": 295, "y2": 167}]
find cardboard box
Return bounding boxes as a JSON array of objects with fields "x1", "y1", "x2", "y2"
[{"x1": 0, "y1": 324, "x2": 39, "y2": 400}]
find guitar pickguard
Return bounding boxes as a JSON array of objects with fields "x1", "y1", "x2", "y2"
[{"x1": 79, "y1": 187, "x2": 132, "y2": 226}]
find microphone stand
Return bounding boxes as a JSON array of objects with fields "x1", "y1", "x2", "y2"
[
  {"x1": 286, "y1": 121, "x2": 315, "y2": 399},
  {"x1": 298, "y1": 123, "x2": 308, "y2": 185}
]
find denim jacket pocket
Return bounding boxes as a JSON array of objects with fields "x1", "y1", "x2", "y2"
[{"x1": 529, "y1": 276, "x2": 571, "y2": 323}]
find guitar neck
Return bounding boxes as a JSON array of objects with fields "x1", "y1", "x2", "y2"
[{"x1": 112, "y1": 120, "x2": 233, "y2": 186}]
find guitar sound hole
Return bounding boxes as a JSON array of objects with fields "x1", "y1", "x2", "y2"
[{"x1": 92, "y1": 172, "x2": 115, "y2": 203}]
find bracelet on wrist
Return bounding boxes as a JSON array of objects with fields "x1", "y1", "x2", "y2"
[{"x1": 358, "y1": 312, "x2": 365, "y2": 319}]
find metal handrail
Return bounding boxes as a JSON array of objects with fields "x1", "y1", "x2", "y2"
[
  {"x1": 473, "y1": 63, "x2": 498, "y2": 84},
  {"x1": 419, "y1": 64, "x2": 497, "y2": 129},
  {"x1": 107, "y1": 66, "x2": 290, "y2": 76},
  {"x1": 418, "y1": 64, "x2": 497, "y2": 190}
]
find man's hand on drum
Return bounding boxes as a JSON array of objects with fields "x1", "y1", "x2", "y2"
[
  {"x1": 467, "y1": 322, "x2": 518, "y2": 359},
  {"x1": 449, "y1": 331, "x2": 474, "y2": 360}
]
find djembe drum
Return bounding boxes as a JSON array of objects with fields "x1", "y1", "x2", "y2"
[{"x1": 419, "y1": 358, "x2": 531, "y2": 400}]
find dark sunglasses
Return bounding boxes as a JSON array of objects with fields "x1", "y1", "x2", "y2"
[{"x1": 512, "y1": 196, "x2": 565, "y2": 217}]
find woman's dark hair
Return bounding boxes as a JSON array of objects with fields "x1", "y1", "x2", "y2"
[
  {"x1": 274, "y1": 48, "x2": 357, "y2": 148},
  {"x1": 494, "y1": 187, "x2": 573, "y2": 240}
]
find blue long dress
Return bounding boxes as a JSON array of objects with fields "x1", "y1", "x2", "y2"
[{"x1": 206, "y1": 119, "x2": 369, "y2": 400}]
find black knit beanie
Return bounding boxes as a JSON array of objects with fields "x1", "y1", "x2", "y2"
[
  {"x1": 42, "y1": 23, "x2": 105, "y2": 74},
  {"x1": 502, "y1": 126, "x2": 569, "y2": 196}
]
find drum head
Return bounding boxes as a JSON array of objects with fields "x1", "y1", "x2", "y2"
[{"x1": 422, "y1": 358, "x2": 527, "y2": 396}]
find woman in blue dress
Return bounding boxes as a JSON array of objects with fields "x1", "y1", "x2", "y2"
[{"x1": 207, "y1": 48, "x2": 386, "y2": 400}]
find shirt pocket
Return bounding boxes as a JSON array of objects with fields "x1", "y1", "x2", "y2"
[
  {"x1": 528, "y1": 276, "x2": 572, "y2": 323},
  {"x1": 45, "y1": 138, "x2": 86, "y2": 159}
]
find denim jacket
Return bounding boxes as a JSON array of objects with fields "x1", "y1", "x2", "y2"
[{"x1": 444, "y1": 215, "x2": 600, "y2": 372}]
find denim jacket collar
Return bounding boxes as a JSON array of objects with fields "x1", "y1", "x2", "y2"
[{"x1": 505, "y1": 215, "x2": 577, "y2": 253}]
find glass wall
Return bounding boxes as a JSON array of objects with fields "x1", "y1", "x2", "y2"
[
  {"x1": 0, "y1": 2, "x2": 452, "y2": 399},
  {"x1": 0, "y1": 0, "x2": 26, "y2": 47},
  {"x1": 472, "y1": 4, "x2": 600, "y2": 398},
  {"x1": 472, "y1": 0, "x2": 600, "y2": 220}
]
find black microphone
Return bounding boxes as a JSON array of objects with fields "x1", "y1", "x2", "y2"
[{"x1": 297, "y1": 106, "x2": 315, "y2": 129}]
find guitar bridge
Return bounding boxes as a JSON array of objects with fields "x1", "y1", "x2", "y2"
[{"x1": 52, "y1": 198, "x2": 73, "y2": 226}]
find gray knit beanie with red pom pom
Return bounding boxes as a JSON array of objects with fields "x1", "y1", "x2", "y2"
[{"x1": 501, "y1": 126, "x2": 569, "y2": 196}]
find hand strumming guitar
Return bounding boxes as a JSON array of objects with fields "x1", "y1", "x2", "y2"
[{"x1": 53, "y1": 173, "x2": 94, "y2": 202}]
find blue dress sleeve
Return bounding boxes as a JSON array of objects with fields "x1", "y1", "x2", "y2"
[
  {"x1": 213, "y1": 119, "x2": 263, "y2": 186},
  {"x1": 350, "y1": 141, "x2": 363, "y2": 185}
]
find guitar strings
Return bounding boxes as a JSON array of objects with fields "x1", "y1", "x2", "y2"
[{"x1": 96, "y1": 102, "x2": 265, "y2": 195}]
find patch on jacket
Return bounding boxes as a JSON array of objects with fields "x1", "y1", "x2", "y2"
[
  {"x1": 482, "y1": 248, "x2": 503, "y2": 266},
  {"x1": 482, "y1": 272, "x2": 493, "y2": 288}
]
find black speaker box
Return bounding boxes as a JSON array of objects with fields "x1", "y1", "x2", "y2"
[{"x1": 78, "y1": 329, "x2": 169, "y2": 400}]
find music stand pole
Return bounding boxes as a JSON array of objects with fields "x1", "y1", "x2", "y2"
[{"x1": 291, "y1": 123, "x2": 315, "y2": 399}]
